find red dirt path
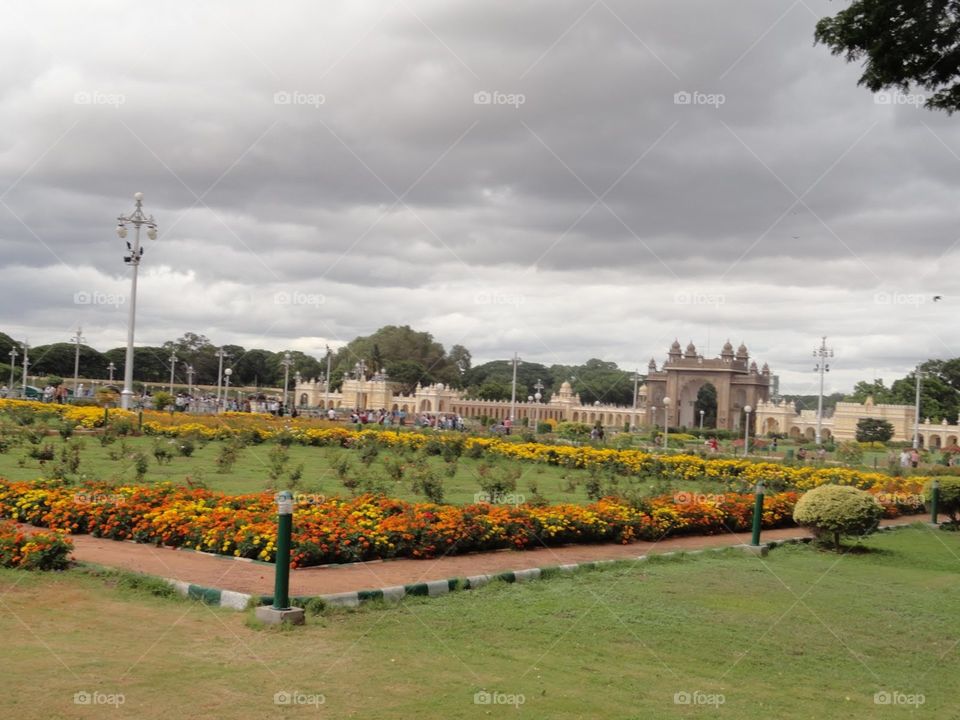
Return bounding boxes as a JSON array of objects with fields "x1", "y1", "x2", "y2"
[{"x1": 42, "y1": 514, "x2": 934, "y2": 598}]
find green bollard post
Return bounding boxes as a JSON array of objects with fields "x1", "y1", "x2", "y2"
[
  {"x1": 137, "y1": 410, "x2": 143, "y2": 432},
  {"x1": 931, "y1": 479, "x2": 940, "y2": 525},
  {"x1": 273, "y1": 490, "x2": 293, "y2": 611},
  {"x1": 750, "y1": 480, "x2": 765, "y2": 546},
  {"x1": 103, "y1": 407, "x2": 109, "y2": 427}
]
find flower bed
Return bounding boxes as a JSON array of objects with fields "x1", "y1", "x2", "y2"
[
  {"x1": 0, "y1": 479, "x2": 923, "y2": 568},
  {"x1": 0, "y1": 519, "x2": 72, "y2": 570}
]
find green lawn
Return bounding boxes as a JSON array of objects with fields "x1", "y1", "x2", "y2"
[{"x1": 1, "y1": 526, "x2": 957, "y2": 718}]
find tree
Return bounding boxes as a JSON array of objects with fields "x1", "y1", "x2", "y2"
[
  {"x1": 815, "y1": 1, "x2": 960, "y2": 113},
  {"x1": 448, "y1": 344, "x2": 472, "y2": 382},
  {"x1": 846, "y1": 379, "x2": 893, "y2": 404},
  {"x1": 856, "y1": 418, "x2": 894, "y2": 443},
  {"x1": 694, "y1": 384, "x2": 717, "y2": 428},
  {"x1": 385, "y1": 360, "x2": 429, "y2": 394},
  {"x1": 793, "y1": 485, "x2": 883, "y2": 551}
]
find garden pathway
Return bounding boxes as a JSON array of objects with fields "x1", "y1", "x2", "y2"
[{"x1": 50, "y1": 514, "x2": 933, "y2": 598}]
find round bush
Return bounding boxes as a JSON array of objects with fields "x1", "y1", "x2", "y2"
[
  {"x1": 793, "y1": 484, "x2": 882, "y2": 549},
  {"x1": 926, "y1": 477, "x2": 960, "y2": 523}
]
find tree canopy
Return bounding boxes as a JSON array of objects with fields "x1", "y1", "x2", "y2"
[{"x1": 815, "y1": 0, "x2": 960, "y2": 113}]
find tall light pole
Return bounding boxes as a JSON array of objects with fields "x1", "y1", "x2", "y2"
[
  {"x1": 8, "y1": 347, "x2": 18, "y2": 394},
  {"x1": 510, "y1": 352, "x2": 519, "y2": 422},
  {"x1": 224, "y1": 368, "x2": 233, "y2": 408},
  {"x1": 185, "y1": 364, "x2": 195, "y2": 396},
  {"x1": 813, "y1": 336, "x2": 833, "y2": 445},
  {"x1": 107, "y1": 361, "x2": 116, "y2": 382},
  {"x1": 699, "y1": 409, "x2": 705, "y2": 431},
  {"x1": 168, "y1": 350, "x2": 177, "y2": 395},
  {"x1": 294, "y1": 371, "x2": 302, "y2": 410},
  {"x1": 21, "y1": 342, "x2": 29, "y2": 398},
  {"x1": 743, "y1": 405, "x2": 752, "y2": 456},
  {"x1": 631, "y1": 369, "x2": 641, "y2": 431},
  {"x1": 534, "y1": 378, "x2": 543, "y2": 430},
  {"x1": 663, "y1": 396, "x2": 671, "y2": 450},
  {"x1": 71, "y1": 326, "x2": 85, "y2": 397},
  {"x1": 215, "y1": 348, "x2": 230, "y2": 405},
  {"x1": 116, "y1": 192, "x2": 158, "y2": 410},
  {"x1": 324, "y1": 345, "x2": 332, "y2": 410},
  {"x1": 280, "y1": 351, "x2": 293, "y2": 412},
  {"x1": 913, "y1": 364, "x2": 923, "y2": 450}
]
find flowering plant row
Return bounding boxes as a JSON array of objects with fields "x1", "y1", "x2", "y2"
[
  {"x1": 0, "y1": 479, "x2": 922, "y2": 568},
  {"x1": 0, "y1": 519, "x2": 72, "y2": 570},
  {"x1": 0, "y1": 399, "x2": 932, "y2": 494}
]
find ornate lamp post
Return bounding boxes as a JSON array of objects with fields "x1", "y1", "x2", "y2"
[
  {"x1": 215, "y1": 348, "x2": 230, "y2": 406},
  {"x1": 224, "y1": 368, "x2": 233, "y2": 408},
  {"x1": 510, "y1": 352, "x2": 519, "y2": 423},
  {"x1": 185, "y1": 364, "x2": 195, "y2": 396},
  {"x1": 913, "y1": 364, "x2": 923, "y2": 450},
  {"x1": 663, "y1": 396, "x2": 671, "y2": 449},
  {"x1": 631, "y1": 369, "x2": 640, "y2": 431},
  {"x1": 20, "y1": 342, "x2": 29, "y2": 398},
  {"x1": 699, "y1": 408, "x2": 705, "y2": 431},
  {"x1": 168, "y1": 350, "x2": 178, "y2": 395},
  {"x1": 280, "y1": 351, "x2": 293, "y2": 412},
  {"x1": 116, "y1": 192, "x2": 158, "y2": 410},
  {"x1": 743, "y1": 405, "x2": 752, "y2": 456},
  {"x1": 71, "y1": 326, "x2": 85, "y2": 398},
  {"x1": 813, "y1": 336, "x2": 833, "y2": 445},
  {"x1": 107, "y1": 361, "x2": 116, "y2": 382},
  {"x1": 534, "y1": 378, "x2": 543, "y2": 430}
]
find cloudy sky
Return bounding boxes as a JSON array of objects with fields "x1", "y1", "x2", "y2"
[{"x1": 0, "y1": 0, "x2": 957, "y2": 396}]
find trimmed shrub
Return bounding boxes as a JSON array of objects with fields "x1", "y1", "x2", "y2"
[
  {"x1": 793, "y1": 484, "x2": 882, "y2": 550},
  {"x1": 927, "y1": 477, "x2": 960, "y2": 523}
]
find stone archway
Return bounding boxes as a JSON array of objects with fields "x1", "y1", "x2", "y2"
[
  {"x1": 299, "y1": 393, "x2": 309, "y2": 407},
  {"x1": 420, "y1": 399, "x2": 432, "y2": 412},
  {"x1": 764, "y1": 417, "x2": 780, "y2": 435}
]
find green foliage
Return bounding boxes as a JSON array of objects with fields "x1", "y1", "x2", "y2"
[
  {"x1": 856, "y1": 418, "x2": 894, "y2": 443},
  {"x1": 927, "y1": 477, "x2": 960, "y2": 524},
  {"x1": 410, "y1": 464, "x2": 444, "y2": 503},
  {"x1": 267, "y1": 444, "x2": 290, "y2": 482},
  {"x1": 835, "y1": 440, "x2": 864, "y2": 466},
  {"x1": 132, "y1": 451, "x2": 149, "y2": 481},
  {"x1": 152, "y1": 391, "x2": 174, "y2": 412},
  {"x1": 793, "y1": 485, "x2": 882, "y2": 550},
  {"x1": 215, "y1": 442, "x2": 241, "y2": 473},
  {"x1": 556, "y1": 421, "x2": 591, "y2": 439},
  {"x1": 815, "y1": 0, "x2": 960, "y2": 114},
  {"x1": 152, "y1": 440, "x2": 174, "y2": 465}
]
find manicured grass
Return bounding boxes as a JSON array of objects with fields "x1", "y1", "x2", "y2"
[{"x1": 0, "y1": 526, "x2": 957, "y2": 718}]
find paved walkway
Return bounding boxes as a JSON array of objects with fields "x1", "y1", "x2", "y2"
[{"x1": 46, "y1": 514, "x2": 933, "y2": 597}]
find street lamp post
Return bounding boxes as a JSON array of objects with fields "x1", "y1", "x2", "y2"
[
  {"x1": 280, "y1": 351, "x2": 293, "y2": 413},
  {"x1": 699, "y1": 409, "x2": 705, "y2": 431},
  {"x1": 813, "y1": 336, "x2": 833, "y2": 445},
  {"x1": 744, "y1": 405, "x2": 752, "y2": 456},
  {"x1": 116, "y1": 192, "x2": 158, "y2": 410},
  {"x1": 534, "y1": 378, "x2": 543, "y2": 431},
  {"x1": 663, "y1": 396, "x2": 671, "y2": 450},
  {"x1": 71, "y1": 326, "x2": 85, "y2": 398},
  {"x1": 224, "y1": 368, "x2": 233, "y2": 409},
  {"x1": 324, "y1": 345, "x2": 332, "y2": 411},
  {"x1": 7, "y1": 347, "x2": 18, "y2": 394},
  {"x1": 913, "y1": 364, "x2": 923, "y2": 450},
  {"x1": 215, "y1": 348, "x2": 230, "y2": 406},
  {"x1": 510, "y1": 352, "x2": 519, "y2": 423},
  {"x1": 168, "y1": 351, "x2": 178, "y2": 395},
  {"x1": 185, "y1": 364, "x2": 195, "y2": 397},
  {"x1": 21, "y1": 342, "x2": 29, "y2": 398},
  {"x1": 631, "y1": 369, "x2": 640, "y2": 431},
  {"x1": 107, "y1": 361, "x2": 116, "y2": 382}
]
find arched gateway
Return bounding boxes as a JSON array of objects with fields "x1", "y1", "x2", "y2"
[{"x1": 644, "y1": 340, "x2": 771, "y2": 431}]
